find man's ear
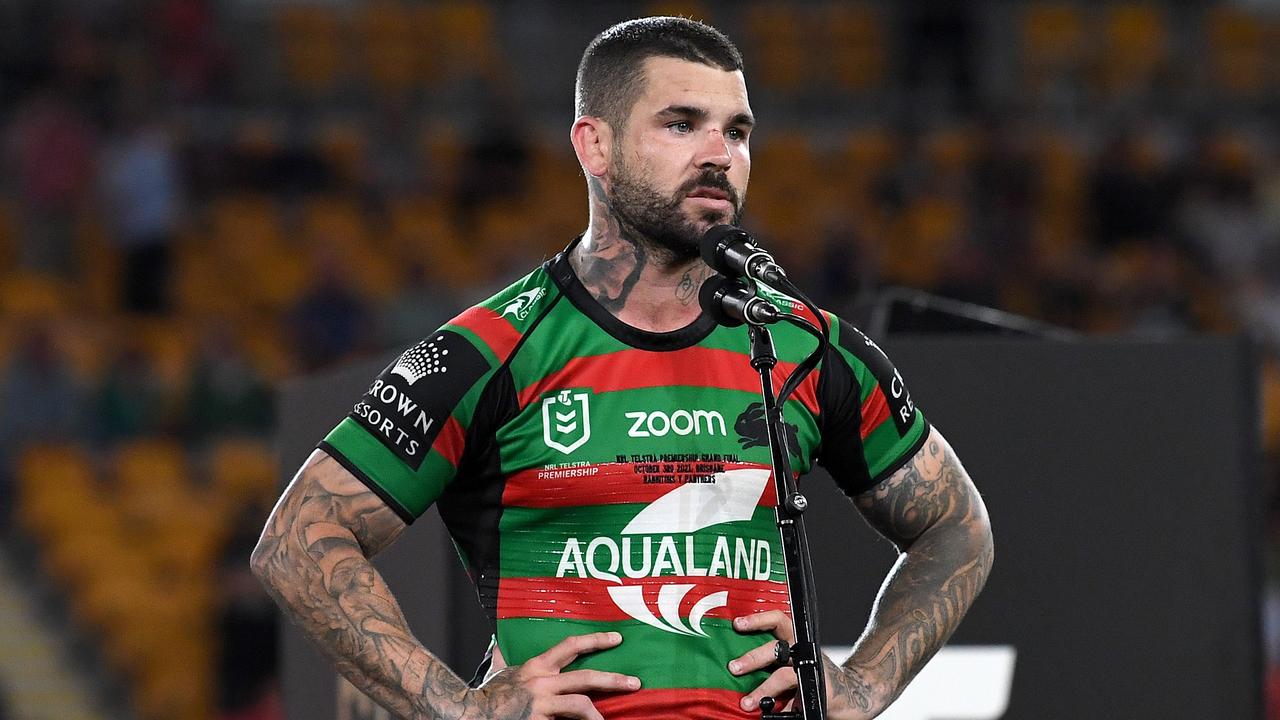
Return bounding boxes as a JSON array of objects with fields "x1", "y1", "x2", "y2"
[{"x1": 570, "y1": 116, "x2": 613, "y2": 179}]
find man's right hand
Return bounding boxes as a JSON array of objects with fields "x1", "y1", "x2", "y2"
[{"x1": 468, "y1": 632, "x2": 640, "y2": 720}]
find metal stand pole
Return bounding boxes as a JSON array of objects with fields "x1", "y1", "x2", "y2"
[{"x1": 748, "y1": 323, "x2": 827, "y2": 720}]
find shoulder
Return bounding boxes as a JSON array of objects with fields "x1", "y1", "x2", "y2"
[{"x1": 438, "y1": 265, "x2": 563, "y2": 368}]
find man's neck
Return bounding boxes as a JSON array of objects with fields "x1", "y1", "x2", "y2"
[{"x1": 568, "y1": 193, "x2": 714, "y2": 334}]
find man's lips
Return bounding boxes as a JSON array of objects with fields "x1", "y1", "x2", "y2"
[{"x1": 686, "y1": 187, "x2": 731, "y2": 201}]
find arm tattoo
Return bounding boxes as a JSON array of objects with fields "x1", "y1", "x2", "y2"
[
  {"x1": 835, "y1": 429, "x2": 994, "y2": 715},
  {"x1": 252, "y1": 452, "x2": 533, "y2": 719}
]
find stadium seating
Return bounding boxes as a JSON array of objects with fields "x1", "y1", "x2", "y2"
[
  {"x1": 276, "y1": 4, "x2": 345, "y2": 98},
  {"x1": 818, "y1": 3, "x2": 888, "y2": 93},
  {"x1": 1097, "y1": 4, "x2": 1169, "y2": 98},
  {"x1": 1206, "y1": 6, "x2": 1269, "y2": 99},
  {"x1": 1020, "y1": 3, "x2": 1086, "y2": 97}
]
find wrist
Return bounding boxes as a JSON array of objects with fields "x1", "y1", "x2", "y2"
[{"x1": 826, "y1": 659, "x2": 891, "y2": 720}]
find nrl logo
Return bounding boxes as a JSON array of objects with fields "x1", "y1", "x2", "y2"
[
  {"x1": 501, "y1": 287, "x2": 546, "y2": 321},
  {"x1": 542, "y1": 389, "x2": 591, "y2": 455}
]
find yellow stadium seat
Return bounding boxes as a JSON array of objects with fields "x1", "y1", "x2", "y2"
[
  {"x1": 817, "y1": 3, "x2": 887, "y2": 92},
  {"x1": 209, "y1": 437, "x2": 279, "y2": 509},
  {"x1": 133, "y1": 642, "x2": 214, "y2": 720},
  {"x1": 744, "y1": 3, "x2": 806, "y2": 95},
  {"x1": 1206, "y1": 6, "x2": 1269, "y2": 99},
  {"x1": 923, "y1": 125, "x2": 976, "y2": 179},
  {"x1": 125, "y1": 318, "x2": 197, "y2": 388},
  {"x1": 15, "y1": 443, "x2": 100, "y2": 542},
  {"x1": 174, "y1": 243, "x2": 248, "y2": 318},
  {"x1": 431, "y1": 1, "x2": 499, "y2": 81},
  {"x1": 0, "y1": 271, "x2": 75, "y2": 319},
  {"x1": 357, "y1": 1, "x2": 419, "y2": 97},
  {"x1": 113, "y1": 438, "x2": 189, "y2": 496},
  {"x1": 73, "y1": 567, "x2": 154, "y2": 640},
  {"x1": 240, "y1": 315, "x2": 296, "y2": 382},
  {"x1": 277, "y1": 4, "x2": 347, "y2": 97},
  {"x1": 49, "y1": 316, "x2": 115, "y2": 382},
  {"x1": 74, "y1": 214, "x2": 122, "y2": 314},
  {"x1": 41, "y1": 522, "x2": 130, "y2": 592},
  {"x1": 387, "y1": 196, "x2": 477, "y2": 282},
  {"x1": 838, "y1": 126, "x2": 898, "y2": 185},
  {"x1": 1098, "y1": 4, "x2": 1169, "y2": 97},
  {"x1": 1020, "y1": 3, "x2": 1085, "y2": 93},
  {"x1": 301, "y1": 196, "x2": 371, "y2": 251},
  {"x1": 882, "y1": 195, "x2": 968, "y2": 290},
  {"x1": 316, "y1": 120, "x2": 368, "y2": 187},
  {"x1": 16, "y1": 443, "x2": 96, "y2": 502}
]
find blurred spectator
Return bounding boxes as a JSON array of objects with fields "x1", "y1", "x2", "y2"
[
  {"x1": 367, "y1": 99, "x2": 425, "y2": 196},
  {"x1": 149, "y1": 0, "x2": 228, "y2": 101},
  {"x1": 4, "y1": 90, "x2": 98, "y2": 274},
  {"x1": 1089, "y1": 130, "x2": 1178, "y2": 251},
  {"x1": 216, "y1": 510, "x2": 282, "y2": 720},
  {"x1": 288, "y1": 256, "x2": 375, "y2": 372},
  {"x1": 0, "y1": 327, "x2": 88, "y2": 513},
  {"x1": 99, "y1": 112, "x2": 182, "y2": 314},
  {"x1": 902, "y1": 3, "x2": 976, "y2": 113},
  {"x1": 379, "y1": 261, "x2": 460, "y2": 349},
  {"x1": 971, "y1": 120, "x2": 1036, "y2": 279},
  {"x1": 1177, "y1": 129, "x2": 1271, "y2": 279},
  {"x1": 232, "y1": 127, "x2": 334, "y2": 198},
  {"x1": 454, "y1": 116, "x2": 530, "y2": 221},
  {"x1": 96, "y1": 342, "x2": 180, "y2": 443},
  {"x1": 186, "y1": 325, "x2": 273, "y2": 441}
]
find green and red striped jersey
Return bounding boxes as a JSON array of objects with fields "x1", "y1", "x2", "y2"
[{"x1": 320, "y1": 239, "x2": 928, "y2": 719}]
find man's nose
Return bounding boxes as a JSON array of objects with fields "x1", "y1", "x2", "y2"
[{"x1": 695, "y1": 129, "x2": 732, "y2": 170}]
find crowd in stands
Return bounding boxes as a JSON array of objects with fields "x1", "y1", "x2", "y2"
[{"x1": 1, "y1": 1, "x2": 1279, "y2": 719}]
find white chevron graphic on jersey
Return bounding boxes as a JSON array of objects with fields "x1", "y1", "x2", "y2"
[
  {"x1": 621, "y1": 467, "x2": 771, "y2": 535},
  {"x1": 606, "y1": 584, "x2": 729, "y2": 637}
]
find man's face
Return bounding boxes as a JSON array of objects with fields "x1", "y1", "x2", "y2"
[{"x1": 607, "y1": 56, "x2": 753, "y2": 261}]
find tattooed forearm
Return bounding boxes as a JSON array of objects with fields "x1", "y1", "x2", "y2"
[
  {"x1": 251, "y1": 452, "x2": 533, "y2": 720},
  {"x1": 837, "y1": 428, "x2": 994, "y2": 716}
]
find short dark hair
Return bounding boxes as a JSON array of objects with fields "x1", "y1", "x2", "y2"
[{"x1": 575, "y1": 17, "x2": 744, "y2": 131}]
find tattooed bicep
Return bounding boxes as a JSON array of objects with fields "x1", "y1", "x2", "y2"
[
  {"x1": 853, "y1": 428, "x2": 981, "y2": 550},
  {"x1": 272, "y1": 450, "x2": 408, "y2": 558}
]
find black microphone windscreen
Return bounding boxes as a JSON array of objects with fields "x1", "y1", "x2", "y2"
[
  {"x1": 699, "y1": 224, "x2": 749, "y2": 273},
  {"x1": 697, "y1": 274, "x2": 743, "y2": 327}
]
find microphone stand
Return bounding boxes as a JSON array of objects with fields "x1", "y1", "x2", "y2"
[{"x1": 746, "y1": 320, "x2": 828, "y2": 720}]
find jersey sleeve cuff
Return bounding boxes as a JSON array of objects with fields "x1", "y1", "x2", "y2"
[
  {"x1": 864, "y1": 416, "x2": 931, "y2": 493},
  {"x1": 317, "y1": 440, "x2": 418, "y2": 525}
]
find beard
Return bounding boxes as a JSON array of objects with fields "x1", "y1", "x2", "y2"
[{"x1": 607, "y1": 159, "x2": 744, "y2": 264}]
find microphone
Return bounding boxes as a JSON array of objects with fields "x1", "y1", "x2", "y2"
[
  {"x1": 698, "y1": 275, "x2": 782, "y2": 327},
  {"x1": 700, "y1": 225, "x2": 788, "y2": 286}
]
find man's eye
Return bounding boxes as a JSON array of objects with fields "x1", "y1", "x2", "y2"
[
  {"x1": 669, "y1": 121, "x2": 692, "y2": 133},
  {"x1": 726, "y1": 127, "x2": 745, "y2": 141}
]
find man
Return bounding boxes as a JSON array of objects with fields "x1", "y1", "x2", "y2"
[{"x1": 252, "y1": 17, "x2": 993, "y2": 720}]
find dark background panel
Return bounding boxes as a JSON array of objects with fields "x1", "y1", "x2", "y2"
[
  {"x1": 873, "y1": 337, "x2": 1261, "y2": 719},
  {"x1": 279, "y1": 338, "x2": 1261, "y2": 719}
]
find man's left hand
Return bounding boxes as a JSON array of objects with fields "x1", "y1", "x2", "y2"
[{"x1": 728, "y1": 610, "x2": 883, "y2": 720}]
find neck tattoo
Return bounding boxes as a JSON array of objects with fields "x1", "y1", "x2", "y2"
[
  {"x1": 574, "y1": 182, "x2": 648, "y2": 312},
  {"x1": 676, "y1": 267, "x2": 712, "y2": 306}
]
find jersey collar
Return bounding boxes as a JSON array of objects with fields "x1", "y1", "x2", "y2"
[{"x1": 545, "y1": 236, "x2": 720, "y2": 352}]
